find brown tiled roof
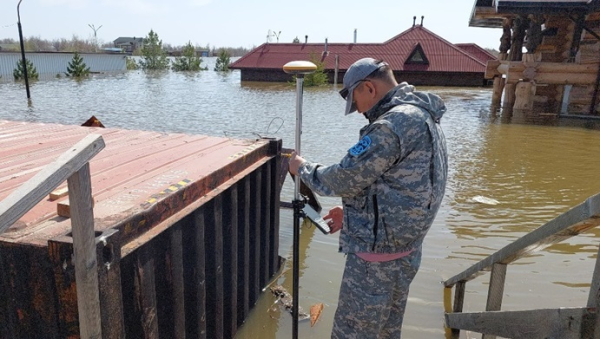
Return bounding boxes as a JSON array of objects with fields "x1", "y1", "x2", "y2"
[{"x1": 230, "y1": 25, "x2": 490, "y2": 73}]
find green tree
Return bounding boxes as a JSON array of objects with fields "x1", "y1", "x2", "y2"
[
  {"x1": 126, "y1": 57, "x2": 139, "y2": 70},
  {"x1": 303, "y1": 53, "x2": 328, "y2": 87},
  {"x1": 13, "y1": 58, "x2": 39, "y2": 81},
  {"x1": 172, "y1": 42, "x2": 205, "y2": 71},
  {"x1": 214, "y1": 49, "x2": 231, "y2": 72},
  {"x1": 65, "y1": 52, "x2": 90, "y2": 77},
  {"x1": 139, "y1": 29, "x2": 170, "y2": 70}
]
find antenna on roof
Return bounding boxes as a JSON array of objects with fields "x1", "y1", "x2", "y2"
[
  {"x1": 354, "y1": 29, "x2": 357, "y2": 43},
  {"x1": 421, "y1": 15, "x2": 424, "y2": 26},
  {"x1": 413, "y1": 16, "x2": 416, "y2": 27}
]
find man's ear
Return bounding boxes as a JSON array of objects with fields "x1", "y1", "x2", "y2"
[{"x1": 365, "y1": 81, "x2": 375, "y2": 95}]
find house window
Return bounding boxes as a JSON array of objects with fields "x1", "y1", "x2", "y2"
[{"x1": 405, "y1": 43, "x2": 429, "y2": 65}]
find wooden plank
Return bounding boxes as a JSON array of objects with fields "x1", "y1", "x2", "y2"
[
  {"x1": 514, "y1": 81, "x2": 536, "y2": 110},
  {"x1": 49, "y1": 186, "x2": 68, "y2": 201},
  {"x1": 223, "y1": 186, "x2": 238, "y2": 339},
  {"x1": 262, "y1": 164, "x2": 271, "y2": 287},
  {"x1": 0, "y1": 134, "x2": 104, "y2": 234},
  {"x1": 507, "y1": 71, "x2": 598, "y2": 85},
  {"x1": 170, "y1": 225, "x2": 186, "y2": 339},
  {"x1": 449, "y1": 281, "x2": 466, "y2": 339},
  {"x1": 4, "y1": 243, "x2": 60, "y2": 338},
  {"x1": 95, "y1": 229, "x2": 125, "y2": 339},
  {"x1": 193, "y1": 208, "x2": 207, "y2": 339},
  {"x1": 238, "y1": 176, "x2": 251, "y2": 325},
  {"x1": 498, "y1": 60, "x2": 599, "y2": 75},
  {"x1": 444, "y1": 193, "x2": 600, "y2": 287},
  {"x1": 68, "y1": 164, "x2": 102, "y2": 339},
  {"x1": 250, "y1": 170, "x2": 262, "y2": 305},
  {"x1": 56, "y1": 197, "x2": 95, "y2": 218},
  {"x1": 270, "y1": 156, "x2": 281, "y2": 277},
  {"x1": 135, "y1": 245, "x2": 159, "y2": 339},
  {"x1": 446, "y1": 307, "x2": 590, "y2": 339},
  {"x1": 48, "y1": 240, "x2": 81, "y2": 338},
  {"x1": 482, "y1": 263, "x2": 507, "y2": 339},
  {"x1": 485, "y1": 60, "x2": 502, "y2": 79},
  {"x1": 205, "y1": 197, "x2": 224, "y2": 339},
  {"x1": 586, "y1": 243, "x2": 600, "y2": 338}
]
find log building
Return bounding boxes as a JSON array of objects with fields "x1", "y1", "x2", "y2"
[{"x1": 470, "y1": 0, "x2": 600, "y2": 116}]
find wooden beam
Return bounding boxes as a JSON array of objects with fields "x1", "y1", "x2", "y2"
[
  {"x1": 587, "y1": 243, "x2": 600, "y2": 338},
  {"x1": 514, "y1": 81, "x2": 536, "y2": 110},
  {"x1": 68, "y1": 163, "x2": 102, "y2": 339},
  {"x1": 0, "y1": 134, "x2": 105, "y2": 234},
  {"x1": 485, "y1": 60, "x2": 502, "y2": 79},
  {"x1": 444, "y1": 193, "x2": 600, "y2": 287},
  {"x1": 49, "y1": 186, "x2": 68, "y2": 201},
  {"x1": 169, "y1": 225, "x2": 185, "y2": 339},
  {"x1": 482, "y1": 263, "x2": 507, "y2": 339},
  {"x1": 507, "y1": 71, "x2": 598, "y2": 85},
  {"x1": 446, "y1": 307, "x2": 591, "y2": 339},
  {"x1": 496, "y1": 60, "x2": 599, "y2": 75}
]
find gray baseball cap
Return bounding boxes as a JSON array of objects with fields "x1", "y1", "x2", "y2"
[{"x1": 339, "y1": 58, "x2": 388, "y2": 115}]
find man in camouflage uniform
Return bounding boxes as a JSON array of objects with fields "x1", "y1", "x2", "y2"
[{"x1": 289, "y1": 57, "x2": 448, "y2": 338}]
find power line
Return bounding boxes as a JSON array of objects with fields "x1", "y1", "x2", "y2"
[{"x1": 1, "y1": 22, "x2": 17, "y2": 29}]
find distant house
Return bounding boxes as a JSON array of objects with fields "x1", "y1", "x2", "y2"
[
  {"x1": 113, "y1": 37, "x2": 144, "y2": 54},
  {"x1": 230, "y1": 23, "x2": 497, "y2": 86}
]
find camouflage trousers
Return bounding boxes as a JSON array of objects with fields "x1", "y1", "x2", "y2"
[{"x1": 331, "y1": 249, "x2": 422, "y2": 339}]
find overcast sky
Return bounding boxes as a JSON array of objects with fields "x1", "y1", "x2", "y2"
[{"x1": 0, "y1": 0, "x2": 502, "y2": 49}]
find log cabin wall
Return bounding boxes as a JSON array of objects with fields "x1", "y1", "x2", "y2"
[
  {"x1": 475, "y1": 1, "x2": 600, "y2": 117},
  {"x1": 569, "y1": 12, "x2": 600, "y2": 114}
]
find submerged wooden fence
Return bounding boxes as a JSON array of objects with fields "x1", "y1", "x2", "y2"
[{"x1": 443, "y1": 193, "x2": 600, "y2": 339}]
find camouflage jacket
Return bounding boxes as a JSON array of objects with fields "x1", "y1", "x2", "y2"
[{"x1": 298, "y1": 83, "x2": 448, "y2": 254}]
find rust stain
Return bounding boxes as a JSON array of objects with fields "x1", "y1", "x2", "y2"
[{"x1": 17, "y1": 308, "x2": 24, "y2": 321}]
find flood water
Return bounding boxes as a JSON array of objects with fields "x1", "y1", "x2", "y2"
[{"x1": 2, "y1": 57, "x2": 600, "y2": 338}]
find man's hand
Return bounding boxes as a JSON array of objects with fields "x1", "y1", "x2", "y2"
[
  {"x1": 324, "y1": 206, "x2": 343, "y2": 234},
  {"x1": 288, "y1": 151, "x2": 305, "y2": 176}
]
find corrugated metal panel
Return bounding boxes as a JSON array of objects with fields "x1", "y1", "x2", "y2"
[
  {"x1": 0, "y1": 52, "x2": 126, "y2": 78},
  {"x1": 230, "y1": 25, "x2": 488, "y2": 73},
  {"x1": 456, "y1": 43, "x2": 498, "y2": 64},
  {"x1": 0, "y1": 120, "x2": 273, "y2": 235},
  {"x1": 0, "y1": 120, "x2": 283, "y2": 338}
]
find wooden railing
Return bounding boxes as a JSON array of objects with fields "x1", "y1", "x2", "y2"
[
  {"x1": 0, "y1": 134, "x2": 105, "y2": 339},
  {"x1": 443, "y1": 192, "x2": 600, "y2": 339}
]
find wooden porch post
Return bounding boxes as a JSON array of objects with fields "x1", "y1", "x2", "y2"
[
  {"x1": 482, "y1": 263, "x2": 508, "y2": 339},
  {"x1": 68, "y1": 163, "x2": 102, "y2": 339}
]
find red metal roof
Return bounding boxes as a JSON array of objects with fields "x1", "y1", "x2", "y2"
[
  {"x1": 455, "y1": 43, "x2": 498, "y2": 64},
  {"x1": 0, "y1": 120, "x2": 273, "y2": 245},
  {"x1": 230, "y1": 25, "x2": 490, "y2": 73}
]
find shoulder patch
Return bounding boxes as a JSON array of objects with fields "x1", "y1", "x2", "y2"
[{"x1": 348, "y1": 136, "x2": 371, "y2": 156}]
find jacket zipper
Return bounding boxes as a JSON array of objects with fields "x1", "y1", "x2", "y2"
[{"x1": 372, "y1": 195, "x2": 379, "y2": 251}]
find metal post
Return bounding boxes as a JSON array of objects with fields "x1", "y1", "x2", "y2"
[
  {"x1": 17, "y1": 0, "x2": 30, "y2": 100},
  {"x1": 282, "y1": 60, "x2": 316, "y2": 339}
]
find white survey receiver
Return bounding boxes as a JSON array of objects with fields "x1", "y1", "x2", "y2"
[{"x1": 302, "y1": 205, "x2": 330, "y2": 234}]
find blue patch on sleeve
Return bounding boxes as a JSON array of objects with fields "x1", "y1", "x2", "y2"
[{"x1": 348, "y1": 136, "x2": 371, "y2": 156}]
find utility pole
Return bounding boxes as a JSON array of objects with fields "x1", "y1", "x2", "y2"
[
  {"x1": 17, "y1": 0, "x2": 30, "y2": 100},
  {"x1": 88, "y1": 24, "x2": 102, "y2": 52}
]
